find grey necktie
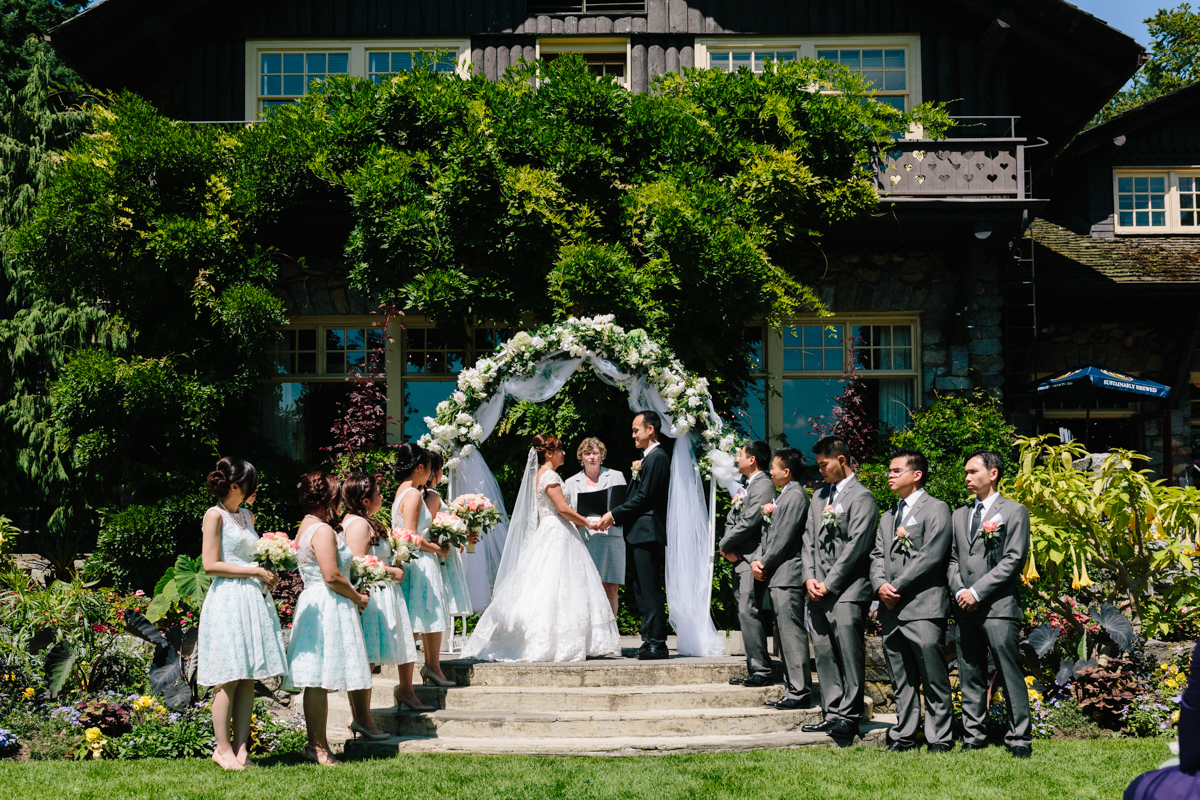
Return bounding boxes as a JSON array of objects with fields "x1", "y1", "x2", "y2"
[
  {"x1": 969, "y1": 502, "x2": 983, "y2": 539},
  {"x1": 895, "y1": 499, "x2": 906, "y2": 525}
]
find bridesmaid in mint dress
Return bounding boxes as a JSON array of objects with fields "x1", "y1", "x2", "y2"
[
  {"x1": 286, "y1": 472, "x2": 372, "y2": 765},
  {"x1": 342, "y1": 474, "x2": 431, "y2": 713},
  {"x1": 197, "y1": 457, "x2": 287, "y2": 771},
  {"x1": 425, "y1": 452, "x2": 474, "y2": 626},
  {"x1": 392, "y1": 443, "x2": 454, "y2": 687}
]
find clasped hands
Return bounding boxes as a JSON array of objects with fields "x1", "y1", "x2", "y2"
[
  {"x1": 877, "y1": 582, "x2": 901, "y2": 610},
  {"x1": 805, "y1": 579, "x2": 830, "y2": 602},
  {"x1": 589, "y1": 512, "x2": 616, "y2": 532}
]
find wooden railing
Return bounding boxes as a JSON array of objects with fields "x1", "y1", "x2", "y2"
[
  {"x1": 526, "y1": 1, "x2": 647, "y2": 14},
  {"x1": 874, "y1": 138, "x2": 1027, "y2": 199}
]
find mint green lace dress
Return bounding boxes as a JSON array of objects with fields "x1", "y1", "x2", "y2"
[
  {"x1": 395, "y1": 487, "x2": 447, "y2": 634},
  {"x1": 196, "y1": 505, "x2": 288, "y2": 687},
  {"x1": 285, "y1": 522, "x2": 373, "y2": 692},
  {"x1": 357, "y1": 522, "x2": 419, "y2": 666}
]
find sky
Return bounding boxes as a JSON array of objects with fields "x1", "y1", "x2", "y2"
[{"x1": 1070, "y1": 0, "x2": 1165, "y2": 46}]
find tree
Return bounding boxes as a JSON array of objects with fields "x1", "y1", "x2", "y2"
[{"x1": 1092, "y1": 4, "x2": 1200, "y2": 125}]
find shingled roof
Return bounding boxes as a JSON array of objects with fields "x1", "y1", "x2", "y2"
[{"x1": 1033, "y1": 218, "x2": 1200, "y2": 284}]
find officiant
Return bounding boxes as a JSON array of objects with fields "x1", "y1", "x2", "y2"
[{"x1": 564, "y1": 437, "x2": 627, "y2": 618}]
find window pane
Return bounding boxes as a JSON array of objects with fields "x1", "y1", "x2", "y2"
[
  {"x1": 261, "y1": 53, "x2": 281, "y2": 74},
  {"x1": 711, "y1": 52, "x2": 730, "y2": 70},
  {"x1": 804, "y1": 350, "x2": 822, "y2": 371},
  {"x1": 283, "y1": 53, "x2": 304, "y2": 73},
  {"x1": 306, "y1": 53, "x2": 326, "y2": 73},
  {"x1": 839, "y1": 50, "x2": 861, "y2": 69},
  {"x1": 1118, "y1": 195, "x2": 1133, "y2": 210},
  {"x1": 259, "y1": 381, "x2": 357, "y2": 464},
  {"x1": 263, "y1": 75, "x2": 282, "y2": 96},
  {"x1": 369, "y1": 52, "x2": 390, "y2": 73},
  {"x1": 735, "y1": 379, "x2": 767, "y2": 440},
  {"x1": 1152, "y1": 211, "x2": 1166, "y2": 226},
  {"x1": 1151, "y1": 194, "x2": 1165, "y2": 210},
  {"x1": 782, "y1": 378, "x2": 846, "y2": 455},
  {"x1": 878, "y1": 96, "x2": 906, "y2": 111},
  {"x1": 328, "y1": 53, "x2": 349, "y2": 73},
  {"x1": 803, "y1": 325, "x2": 822, "y2": 347},
  {"x1": 296, "y1": 353, "x2": 317, "y2": 373},
  {"x1": 345, "y1": 328, "x2": 365, "y2": 350},
  {"x1": 1134, "y1": 177, "x2": 1148, "y2": 192},
  {"x1": 776, "y1": 52, "x2": 796, "y2": 62},
  {"x1": 346, "y1": 351, "x2": 366, "y2": 371},
  {"x1": 297, "y1": 329, "x2": 317, "y2": 350},
  {"x1": 745, "y1": 325, "x2": 765, "y2": 370},
  {"x1": 1183, "y1": 194, "x2": 1194, "y2": 210},
  {"x1": 893, "y1": 326, "x2": 912, "y2": 347},
  {"x1": 1182, "y1": 177, "x2": 1195, "y2": 192},
  {"x1": 732, "y1": 51, "x2": 751, "y2": 68},
  {"x1": 1119, "y1": 211, "x2": 1133, "y2": 226},
  {"x1": 326, "y1": 352, "x2": 345, "y2": 374},
  {"x1": 816, "y1": 49, "x2": 837, "y2": 62},
  {"x1": 861, "y1": 50, "x2": 883, "y2": 69},
  {"x1": 884, "y1": 49, "x2": 905, "y2": 68},
  {"x1": 1183, "y1": 211, "x2": 1196, "y2": 226},
  {"x1": 862, "y1": 70, "x2": 884, "y2": 88},
  {"x1": 326, "y1": 329, "x2": 347, "y2": 350},
  {"x1": 1117, "y1": 176, "x2": 1132, "y2": 193},
  {"x1": 404, "y1": 380, "x2": 457, "y2": 439},
  {"x1": 1150, "y1": 177, "x2": 1165, "y2": 193},
  {"x1": 878, "y1": 378, "x2": 914, "y2": 432},
  {"x1": 1136, "y1": 211, "x2": 1149, "y2": 226},
  {"x1": 283, "y1": 75, "x2": 304, "y2": 96},
  {"x1": 753, "y1": 52, "x2": 767, "y2": 72},
  {"x1": 884, "y1": 70, "x2": 906, "y2": 91}
]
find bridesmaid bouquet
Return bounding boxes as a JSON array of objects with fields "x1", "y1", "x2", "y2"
[
  {"x1": 255, "y1": 531, "x2": 300, "y2": 572},
  {"x1": 351, "y1": 554, "x2": 393, "y2": 589},
  {"x1": 388, "y1": 528, "x2": 419, "y2": 565},
  {"x1": 429, "y1": 511, "x2": 470, "y2": 558},
  {"x1": 450, "y1": 493, "x2": 500, "y2": 553}
]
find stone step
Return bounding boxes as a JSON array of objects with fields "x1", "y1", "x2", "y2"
[
  {"x1": 407, "y1": 682, "x2": 789, "y2": 712},
  {"x1": 344, "y1": 716, "x2": 896, "y2": 757},
  {"x1": 372, "y1": 704, "x2": 824, "y2": 738},
  {"x1": 438, "y1": 656, "x2": 779, "y2": 688}
]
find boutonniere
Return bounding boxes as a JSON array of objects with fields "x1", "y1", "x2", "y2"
[
  {"x1": 731, "y1": 490, "x2": 745, "y2": 512},
  {"x1": 821, "y1": 505, "x2": 839, "y2": 527},
  {"x1": 895, "y1": 525, "x2": 913, "y2": 553},
  {"x1": 761, "y1": 503, "x2": 775, "y2": 524},
  {"x1": 631, "y1": 460, "x2": 642, "y2": 480},
  {"x1": 980, "y1": 516, "x2": 1004, "y2": 543}
]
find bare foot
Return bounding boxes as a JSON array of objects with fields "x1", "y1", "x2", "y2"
[
  {"x1": 303, "y1": 745, "x2": 339, "y2": 766},
  {"x1": 212, "y1": 751, "x2": 245, "y2": 771}
]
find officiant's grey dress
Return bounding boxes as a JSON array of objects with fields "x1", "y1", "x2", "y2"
[{"x1": 564, "y1": 467, "x2": 626, "y2": 585}]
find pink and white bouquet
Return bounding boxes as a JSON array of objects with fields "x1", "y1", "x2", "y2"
[
  {"x1": 388, "y1": 528, "x2": 419, "y2": 565},
  {"x1": 351, "y1": 554, "x2": 393, "y2": 588},
  {"x1": 429, "y1": 511, "x2": 470, "y2": 554},
  {"x1": 450, "y1": 493, "x2": 501, "y2": 553},
  {"x1": 255, "y1": 531, "x2": 299, "y2": 573}
]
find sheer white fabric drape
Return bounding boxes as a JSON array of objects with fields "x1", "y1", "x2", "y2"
[{"x1": 450, "y1": 351, "x2": 725, "y2": 657}]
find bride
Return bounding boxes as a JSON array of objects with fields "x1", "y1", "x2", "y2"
[{"x1": 463, "y1": 434, "x2": 621, "y2": 662}]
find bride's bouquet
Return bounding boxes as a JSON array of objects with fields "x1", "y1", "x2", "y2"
[
  {"x1": 388, "y1": 528, "x2": 419, "y2": 565},
  {"x1": 350, "y1": 554, "x2": 393, "y2": 589},
  {"x1": 254, "y1": 531, "x2": 299, "y2": 573},
  {"x1": 450, "y1": 493, "x2": 500, "y2": 553},
  {"x1": 429, "y1": 511, "x2": 470, "y2": 556}
]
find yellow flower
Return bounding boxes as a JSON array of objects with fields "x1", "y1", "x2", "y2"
[
  {"x1": 22, "y1": 688, "x2": 35, "y2": 699},
  {"x1": 1173, "y1": 710, "x2": 1182, "y2": 725},
  {"x1": 1025, "y1": 676, "x2": 1036, "y2": 687},
  {"x1": 84, "y1": 727, "x2": 103, "y2": 743}
]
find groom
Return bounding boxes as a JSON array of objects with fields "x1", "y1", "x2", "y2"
[{"x1": 600, "y1": 410, "x2": 670, "y2": 660}]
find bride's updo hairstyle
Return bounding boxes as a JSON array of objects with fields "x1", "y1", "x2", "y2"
[
  {"x1": 531, "y1": 433, "x2": 562, "y2": 465},
  {"x1": 299, "y1": 471, "x2": 342, "y2": 532},
  {"x1": 393, "y1": 442, "x2": 431, "y2": 483},
  {"x1": 207, "y1": 457, "x2": 258, "y2": 499},
  {"x1": 342, "y1": 475, "x2": 386, "y2": 545}
]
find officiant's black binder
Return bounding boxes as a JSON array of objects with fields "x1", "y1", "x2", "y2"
[{"x1": 575, "y1": 485, "x2": 627, "y2": 517}]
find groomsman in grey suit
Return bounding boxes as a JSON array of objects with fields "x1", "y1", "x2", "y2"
[
  {"x1": 719, "y1": 440, "x2": 777, "y2": 687},
  {"x1": 751, "y1": 447, "x2": 813, "y2": 709},
  {"x1": 800, "y1": 436, "x2": 879, "y2": 738},
  {"x1": 870, "y1": 448, "x2": 954, "y2": 752},
  {"x1": 948, "y1": 449, "x2": 1033, "y2": 758}
]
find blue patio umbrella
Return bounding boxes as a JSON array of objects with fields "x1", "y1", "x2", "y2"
[
  {"x1": 1034, "y1": 365, "x2": 1171, "y2": 400},
  {"x1": 1033, "y1": 364, "x2": 1172, "y2": 457}
]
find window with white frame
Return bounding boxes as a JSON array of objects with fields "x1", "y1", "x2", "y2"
[
  {"x1": 738, "y1": 317, "x2": 920, "y2": 452},
  {"x1": 696, "y1": 36, "x2": 921, "y2": 112},
  {"x1": 538, "y1": 38, "x2": 629, "y2": 88},
  {"x1": 1114, "y1": 170, "x2": 1200, "y2": 233},
  {"x1": 246, "y1": 40, "x2": 471, "y2": 118}
]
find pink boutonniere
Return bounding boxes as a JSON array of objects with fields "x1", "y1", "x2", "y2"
[
  {"x1": 731, "y1": 491, "x2": 745, "y2": 512},
  {"x1": 894, "y1": 525, "x2": 913, "y2": 553},
  {"x1": 761, "y1": 503, "x2": 775, "y2": 523},
  {"x1": 980, "y1": 518, "x2": 1003, "y2": 543}
]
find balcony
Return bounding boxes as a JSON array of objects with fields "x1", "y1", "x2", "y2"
[{"x1": 875, "y1": 138, "x2": 1027, "y2": 199}]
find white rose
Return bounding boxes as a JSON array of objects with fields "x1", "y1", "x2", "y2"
[
  {"x1": 437, "y1": 400, "x2": 451, "y2": 414},
  {"x1": 470, "y1": 424, "x2": 484, "y2": 441},
  {"x1": 453, "y1": 391, "x2": 466, "y2": 404}
]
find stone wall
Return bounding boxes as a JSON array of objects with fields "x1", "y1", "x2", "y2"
[{"x1": 794, "y1": 247, "x2": 1007, "y2": 407}]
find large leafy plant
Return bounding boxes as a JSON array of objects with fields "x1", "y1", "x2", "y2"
[{"x1": 1011, "y1": 435, "x2": 1200, "y2": 636}]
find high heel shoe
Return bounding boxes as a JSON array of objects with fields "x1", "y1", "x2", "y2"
[
  {"x1": 348, "y1": 719, "x2": 390, "y2": 741},
  {"x1": 398, "y1": 697, "x2": 437, "y2": 713},
  {"x1": 420, "y1": 665, "x2": 456, "y2": 687},
  {"x1": 302, "y1": 745, "x2": 339, "y2": 766}
]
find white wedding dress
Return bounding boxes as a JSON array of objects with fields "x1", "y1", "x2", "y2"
[{"x1": 463, "y1": 466, "x2": 620, "y2": 662}]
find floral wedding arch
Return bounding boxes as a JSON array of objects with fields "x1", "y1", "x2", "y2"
[{"x1": 419, "y1": 315, "x2": 742, "y2": 657}]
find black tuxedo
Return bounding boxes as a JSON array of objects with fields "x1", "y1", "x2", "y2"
[{"x1": 611, "y1": 444, "x2": 671, "y2": 646}]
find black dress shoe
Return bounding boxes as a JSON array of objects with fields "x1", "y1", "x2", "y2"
[
  {"x1": 801, "y1": 719, "x2": 838, "y2": 733},
  {"x1": 742, "y1": 674, "x2": 774, "y2": 687},
  {"x1": 769, "y1": 698, "x2": 812, "y2": 710},
  {"x1": 728, "y1": 676, "x2": 746, "y2": 685},
  {"x1": 1010, "y1": 745, "x2": 1032, "y2": 759},
  {"x1": 887, "y1": 741, "x2": 919, "y2": 752},
  {"x1": 638, "y1": 646, "x2": 669, "y2": 661},
  {"x1": 960, "y1": 742, "x2": 988, "y2": 751},
  {"x1": 829, "y1": 720, "x2": 859, "y2": 738},
  {"x1": 927, "y1": 743, "x2": 953, "y2": 753}
]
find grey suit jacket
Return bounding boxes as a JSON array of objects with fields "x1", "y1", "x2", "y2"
[
  {"x1": 759, "y1": 481, "x2": 810, "y2": 588},
  {"x1": 802, "y1": 475, "x2": 879, "y2": 604},
  {"x1": 719, "y1": 471, "x2": 776, "y2": 562},
  {"x1": 947, "y1": 494, "x2": 1031, "y2": 620},
  {"x1": 869, "y1": 490, "x2": 952, "y2": 622}
]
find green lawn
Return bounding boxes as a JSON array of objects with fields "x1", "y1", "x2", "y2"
[{"x1": 0, "y1": 740, "x2": 1170, "y2": 800}]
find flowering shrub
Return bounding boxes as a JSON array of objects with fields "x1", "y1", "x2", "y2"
[
  {"x1": 418, "y1": 316, "x2": 739, "y2": 480},
  {"x1": 0, "y1": 728, "x2": 17, "y2": 754}
]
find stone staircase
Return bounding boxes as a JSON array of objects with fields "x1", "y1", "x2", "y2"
[{"x1": 341, "y1": 651, "x2": 891, "y2": 757}]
